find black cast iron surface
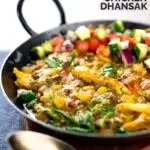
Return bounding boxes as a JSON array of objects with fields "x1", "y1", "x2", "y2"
[{"x1": 0, "y1": 51, "x2": 22, "y2": 150}]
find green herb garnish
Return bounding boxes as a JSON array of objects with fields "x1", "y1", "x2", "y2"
[
  {"x1": 98, "y1": 105, "x2": 115, "y2": 115},
  {"x1": 45, "y1": 56, "x2": 62, "y2": 68},
  {"x1": 69, "y1": 55, "x2": 76, "y2": 65},
  {"x1": 102, "y1": 64, "x2": 117, "y2": 78}
]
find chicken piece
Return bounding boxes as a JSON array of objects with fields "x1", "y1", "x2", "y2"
[
  {"x1": 123, "y1": 113, "x2": 150, "y2": 131},
  {"x1": 116, "y1": 103, "x2": 150, "y2": 114},
  {"x1": 33, "y1": 68, "x2": 62, "y2": 84},
  {"x1": 71, "y1": 66, "x2": 120, "y2": 88},
  {"x1": 123, "y1": 76, "x2": 135, "y2": 92},
  {"x1": 140, "y1": 79, "x2": 150, "y2": 90},
  {"x1": 145, "y1": 90, "x2": 150, "y2": 100},
  {"x1": 132, "y1": 63, "x2": 147, "y2": 76},
  {"x1": 96, "y1": 92, "x2": 116, "y2": 101},
  {"x1": 71, "y1": 66, "x2": 101, "y2": 83}
]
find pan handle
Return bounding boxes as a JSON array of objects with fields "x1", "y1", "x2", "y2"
[{"x1": 17, "y1": 0, "x2": 66, "y2": 36}]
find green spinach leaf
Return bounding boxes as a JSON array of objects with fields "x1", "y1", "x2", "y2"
[
  {"x1": 74, "y1": 111, "x2": 95, "y2": 129},
  {"x1": 66, "y1": 126, "x2": 95, "y2": 133},
  {"x1": 52, "y1": 108, "x2": 75, "y2": 123},
  {"x1": 17, "y1": 90, "x2": 36, "y2": 103}
]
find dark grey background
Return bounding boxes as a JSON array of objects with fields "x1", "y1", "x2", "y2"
[{"x1": 0, "y1": 51, "x2": 22, "y2": 150}]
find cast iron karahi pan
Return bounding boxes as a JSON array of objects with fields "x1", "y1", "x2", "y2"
[{"x1": 1, "y1": 0, "x2": 150, "y2": 147}]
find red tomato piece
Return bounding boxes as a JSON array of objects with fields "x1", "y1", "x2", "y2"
[
  {"x1": 120, "y1": 35, "x2": 135, "y2": 48},
  {"x1": 108, "y1": 34, "x2": 135, "y2": 49},
  {"x1": 51, "y1": 36, "x2": 64, "y2": 47},
  {"x1": 99, "y1": 38, "x2": 109, "y2": 46},
  {"x1": 88, "y1": 24, "x2": 95, "y2": 37},
  {"x1": 90, "y1": 29, "x2": 95, "y2": 37},
  {"x1": 126, "y1": 84, "x2": 135, "y2": 94},
  {"x1": 123, "y1": 77, "x2": 136, "y2": 94},
  {"x1": 54, "y1": 44, "x2": 65, "y2": 52},
  {"x1": 88, "y1": 38, "x2": 100, "y2": 53},
  {"x1": 75, "y1": 40, "x2": 89, "y2": 54},
  {"x1": 144, "y1": 37, "x2": 150, "y2": 46},
  {"x1": 107, "y1": 34, "x2": 120, "y2": 41}
]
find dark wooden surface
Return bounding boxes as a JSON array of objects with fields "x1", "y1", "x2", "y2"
[{"x1": 21, "y1": 117, "x2": 150, "y2": 150}]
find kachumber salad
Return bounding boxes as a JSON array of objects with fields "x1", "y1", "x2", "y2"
[{"x1": 13, "y1": 21, "x2": 150, "y2": 135}]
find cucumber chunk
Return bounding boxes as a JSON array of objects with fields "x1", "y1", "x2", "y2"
[
  {"x1": 144, "y1": 58, "x2": 150, "y2": 68},
  {"x1": 30, "y1": 46, "x2": 45, "y2": 59},
  {"x1": 109, "y1": 38, "x2": 120, "y2": 55},
  {"x1": 41, "y1": 41, "x2": 53, "y2": 54},
  {"x1": 134, "y1": 43, "x2": 148, "y2": 61},
  {"x1": 109, "y1": 20, "x2": 125, "y2": 33},
  {"x1": 95, "y1": 28, "x2": 107, "y2": 40},
  {"x1": 132, "y1": 29, "x2": 146, "y2": 43},
  {"x1": 124, "y1": 29, "x2": 131, "y2": 36},
  {"x1": 75, "y1": 25, "x2": 90, "y2": 40}
]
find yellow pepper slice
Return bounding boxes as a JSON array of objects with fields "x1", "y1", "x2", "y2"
[
  {"x1": 123, "y1": 113, "x2": 150, "y2": 131},
  {"x1": 116, "y1": 103, "x2": 150, "y2": 114},
  {"x1": 53, "y1": 97, "x2": 66, "y2": 109},
  {"x1": 75, "y1": 91, "x2": 92, "y2": 103}
]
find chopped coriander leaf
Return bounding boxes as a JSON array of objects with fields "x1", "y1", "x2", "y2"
[
  {"x1": 91, "y1": 98, "x2": 103, "y2": 105},
  {"x1": 26, "y1": 99, "x2": 38, "y2": 109},
  {"x1": 45, "y1": 56, "x2": 62, "y2": 68},
  {"x1": 69, "y1": 55, "x2": 76, "y2": 65},
  {"x1": 97, "y1": 105, "x2": 115, "y2": 116},
  {"x1": 102, "y1": 64, "x2": 117, "y2": 78},
  {"x1": 85, "y1": 53, "x2": 94, "y2": 61}
]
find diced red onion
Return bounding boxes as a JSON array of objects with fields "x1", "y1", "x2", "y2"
[
  {"x1": 63, "y1": 40, "x2": 74, "y2": 51},
  {"x1": 122, "y1": 49, "x2": 133, "y2": 65},
  {"x1": 109, "y1": 29, "x2": 116, "y2": 34},
  {"x1": 54, "y1": 40, "x2": 73, "y2": 52}
]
